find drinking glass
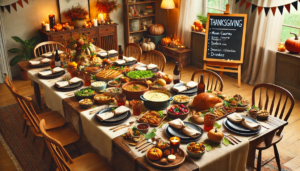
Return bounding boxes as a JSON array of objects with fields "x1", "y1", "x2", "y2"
[
  {"x1": 116, "y1": 94, "x2": 126, "y2": 107},
  {"x1": 83, "y1": 72, "x2": 91, "y2": 86},
  {"x1": 50, "y1": 58, "x2": 55, "y2": 69},
  {"x1": 204, "y1": 114, "x2": 216, "y2": 132},
  {"x1": 132, "y1": 100, "x2": 142, "y2": 116},
  {"x1": 70, "y1": 69, "x2": 78, "y2": 78}
]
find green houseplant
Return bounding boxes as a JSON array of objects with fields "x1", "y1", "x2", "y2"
[
  {"x1": 8, "y1": 36, "x2": 39, "y2": 80},
  {"x1": 197, "y1": 15, "x2": 207, "y2": 28}
]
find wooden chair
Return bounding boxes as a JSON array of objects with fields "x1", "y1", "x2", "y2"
[
  {"x1": 252, "y1": 83, "x2": 295, "y2": 171},
  {"x1": 145, "y1": 50, "x2": 166, "y2": 72},
  {"x1": 125, "y1": 43, "x2": 142, "y2": 62},
  {"x1": 191, "y1": 69, "x2": 223, "y2": 91},
  {"x1": 34, "y1": 41, "x2": 65, "y2": 58},
  {"x1": 8, "y1": 88, "x2": 80, "y2": 158},
  {"x1": 39, "y1": 119, "x2": 113, "y2": 171},
  {"x1": 4, "y1": 74, "x2": 66, "y2": 137}
]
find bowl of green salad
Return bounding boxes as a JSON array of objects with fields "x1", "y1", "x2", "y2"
[
  {"x1": 126, "y1": 70, "x2": 153, "y2": 81},
  {"x1": 74, "y1": 88, "x2": 96, "y2": 101}
]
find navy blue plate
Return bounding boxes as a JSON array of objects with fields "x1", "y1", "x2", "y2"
[
  {"x1": 38, "y1": 69, "x2": 65, "y2": 79},
  {"x1": 170, "y1": 83, "x2": 197, "y2": 95},
  {"x1": 223, "y1": 118, "x2": 260, "y2": 136},
  {"x1": 114, "y1": 60, "x2": 137, "y2": 66},
  {"x1": 167, "y1": 122, "x2": 202, "y2": 139},
  {"x1": 226, "y1": 116, "x2": 261, "y2": 132},
  {"x1": 94, "y1": 107, "x2": 131, "y2": 126},
  {"x1": 54, "y1": 81, "x2": 83, "y2": 92},
  {"x1": 164, "y1": 126, "x2": 202, "y2": 143}
]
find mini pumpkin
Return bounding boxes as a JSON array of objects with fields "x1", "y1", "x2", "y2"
[
  {"x1": 278, "y1": 43, "x2": 286, "y2": 52},
  {"x1": 285, "y1": 32, "x2": 300, "y2": 53},
  {"x1": 142, "y1": 38, "x2": 155, "y2": 51},
  {"x1": 149, "y1": 24, "x2": 164, "y2": 35},
  {"x1": 147, "y1": 148, "x2": 163, "y2": 161},
  {"x1": 161, "y1": 37, "x2": 171, "y2": 46},
  {"x1": 194, "y1": 20, "x2": 203, "y2": 29},
  {"x1": 207, "y1": 128, "x2": 224, "y2": 142},
  {"x1": 55, "y1": 23, "x2": 63, "y2": 31}
]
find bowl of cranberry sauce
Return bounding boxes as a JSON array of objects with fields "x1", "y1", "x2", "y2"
[{"x1": 137, "y1": 123, "x2": 150, "y2": 134}]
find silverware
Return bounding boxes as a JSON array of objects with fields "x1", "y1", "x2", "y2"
[
  {"x1": 136, "y1": 138, "x2": 153, "y2": 149},
  {"x1": 136, "y1": 140, "x2": 147, "y2": 147},
  {"x1": 89, "y1": 105, "x2": 109, "y2": 115},
  {"x1": 141, "y1": 138, "x2": 159, "y2": 153},
  {"x1": 110, "y1": 121, "x2": 134, "y2": 130},
  {"x1": 223, "y1": 133, "x2": 236, "y2": 145},
  {"x1": 138, "y1": 138, "x2": 159, "y2": 151},
  {"x1": 229, "y1": 134, "x2": 241, "y2": 142},
  {"x1": 261, "y1": 125, "x2": 269, "y2": 129},
  {"x1": 113, "y1": 121, "x2": 134, "y2": 132}
]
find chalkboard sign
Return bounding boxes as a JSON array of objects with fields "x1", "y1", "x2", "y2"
[{"x1": 203, "y1": 13, "x2": 247, "y2": 63}]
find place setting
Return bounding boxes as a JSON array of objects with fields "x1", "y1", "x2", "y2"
[
  {"x1": 135, "y1": 63, "x2": 160, "y2": 73},
  {"x1": 114, "y1": 56, "x2": 138, "y2": 66},
  {"x1": 94, "y1": 105, "x2": 132, "y2": 126},
  {"x1": 54, "y1": 77, "x2": 83, "y2": 92},
  {"x1": 170, "y1": 81, "x2": 198, "y2": 95},
  {"x1": 37, "y1": 67, "x2": 65, "y2": 79},
  {"x1": 28, "y1": 58, "x2": 51, "y2": 68}
]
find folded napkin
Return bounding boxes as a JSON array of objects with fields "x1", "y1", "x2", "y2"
[
  {"x1": 98, "y1": 52, "x2": 108, "y2": 57},
  {"x1": 96, "y1": 106, "x2": 130, "y2": 121},
  {"x1": 124, "y1": 57, "x2": 136, "y2": 62},
  {"x1": 186, "y1": 81, "x2": 198, "y2": 89},
  {"x1": 241, "y1": 118, "x2": 260, "y2": 130},
  {"x1": 227, "y1": 113, "x2": 243, "y2": 123},
  {"x1": 147, "y1": 63, "x2": 157, "y2": 70},
  {"x1": 172, "y1": 86, "x2": 187, "y2": 93},
  {"x1": 42, "y1": 50, "x2": 64, "y2": 57},
  {"x1": 108, "y1": 49, "x2": 118, "y2": 55},
  {"x1": 115, "y1": 60, "x2": 126, "y2": 65},
  {"x1": 39, "y1": 67, "x2": 64, "y2": 76},
  {"x1": 135, "y1": 66, "x2": 147, "y2": 71},
  {"x1": 29, "y1": 58, "x2": 51, "y2": 65},
  {"x1": 168, "y1": 119, "x2": 201, "y2": 138},
  {"x1": 55, "y1": 77, "x2": 82, "y2": 88}
]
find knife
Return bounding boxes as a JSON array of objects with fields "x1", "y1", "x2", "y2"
[
  {"x1": 138, "y1": 143, "x2": 153, "y2": 151},
  {"x1": 136, "y1": 140, "x2": 149, "y2": 149},
  {"x1": 141, "y1": 145, "x2": 155, "y2": 153}
]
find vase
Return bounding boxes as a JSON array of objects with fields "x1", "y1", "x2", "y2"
[{"x1": 72, "y1": 19, "x2": 85, "y2": 28}]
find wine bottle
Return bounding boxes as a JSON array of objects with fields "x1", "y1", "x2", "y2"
[
  {"x1": 118, "y1": 45, "x2": 123, "y2": 60},
  {"x1": 197, "y1": 74, "x2": 205, "y2": 94},
  {"x1": 173, "y1": 62, "x2": 180, "y2": 84},
  {"x1": 54, "y1": 50, "x2": 61, "y2": 67}
]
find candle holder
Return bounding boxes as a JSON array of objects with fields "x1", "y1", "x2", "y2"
[
  {"x1": 170, "y1": 136, "x2": 180, "y2": 153},
  {"x1": 49, "y1": 12, "x2": 55, "y2": 29}
]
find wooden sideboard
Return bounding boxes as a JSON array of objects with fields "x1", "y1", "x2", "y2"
[{"x1": 39, "y1": 24, "x2": 118, "y2": 51}]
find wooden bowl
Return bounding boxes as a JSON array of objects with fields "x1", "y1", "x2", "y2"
[
  {"x1": 94, "y1": 93, "x2": 115, "y2": 105},
  {"x1": 166, "y1": 105, "x2": 189, "y2": 120},
  {"x1": 79, "y1": 99, "x2": 94, "y2": 109},
  {"x1": 122, "y1": 81, "x2": 149, "y2": 100}
]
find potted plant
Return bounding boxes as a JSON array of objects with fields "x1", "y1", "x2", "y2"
[
  {"x1": 197, "y1": 15, "x2": 207, "y2": 29},
  {"x1": 64, "y1": 4, "x2": 89, "y2": 28},
  {"x1": 9, "y1": 36, "x2": 39, "y2": 80}
]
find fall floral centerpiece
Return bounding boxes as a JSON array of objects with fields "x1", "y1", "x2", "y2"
[
  {"x1": 96, "y1": 0, "x2": 121, "y2": 22},
  {"x1": 64, "y1": 4, "x2": 89, "y2": 28}
]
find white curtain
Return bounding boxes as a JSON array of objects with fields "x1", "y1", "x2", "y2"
[
  {"x1": 0, "y1": 14, "x2": 11, "y2": 83},
  {"x1": 229, "y1": 0, "x2": 286, "y2": 85},
  {"x1": 177, "y1": 0, "x2": 204, "y2": 48}
]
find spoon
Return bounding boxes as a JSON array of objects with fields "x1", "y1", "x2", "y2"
[{"x1": 113, "y1": 121, "x2": 134, "y2": 132}]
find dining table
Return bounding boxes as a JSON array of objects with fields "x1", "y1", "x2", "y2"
[{"x1": 19, "y1": 59, "x2": 288, "y2": 171}]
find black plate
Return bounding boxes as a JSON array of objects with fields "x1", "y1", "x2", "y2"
[
  {"x1": 223, "y1": 118, "x2": 260, "y2": 136},
  {"x1": 164, "y1": 126, "x2": 202, "y2": 143},
  {"x1": 170, "y1": 83, "x2": 197, "y2": 95},
  {"x1": 114, "y1": 60, "x2": 137, "y2": 66},
  {"x1": 54, "y1": 81, "x2": 83, "y2": 92},
  {"x1": 96, "y1": 107, "x2": 129, "y2": 122},
  {"x1": 38, "y1": 69, "x2": 65, "y2": 79},
  {"x1": 97, "y1": 53, "x2": 118, "y2": 58},
  {"x1": 94, "y1": 107, "x2": 131, "y2": 125},
  {"x1": 226, "y1": 116, "x2": 261, "y2": 132},
  {"x1": 135, "y1": 67, "x2": 160, "y2": 73},
  {"x1": 29, "y1": 62, "x2": 50, "y2": 68},
  {"x1": 166, "y1": 122, "x2": 203, "y2": 139}
]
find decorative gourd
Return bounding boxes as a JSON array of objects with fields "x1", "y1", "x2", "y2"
[
  {"x1": 55, "y1": 23, "x2": 63, "y2": 31},
  {"x1": 278, "y1": 43, "x2": 286, "y2": 52},
  {"x1": 142, "y1": 38, "x2": 155, "y2": 51},
  {"x1": 285, "y1": 32, "x2": 300, "y2": 53},
  {"x1": 149, "y1": 24, "x2": 164, "y2": 35},
  {"x1": 147, "y1": 148, "x2": 163, "y2": 161},
  {"x1": 194, "y1": 20, "x2": 203, "y2": 29},
  {"x1": 161, "y1": 37, "x2": 171, "y2": 46},
  {"x1": 170, "y1": 39, "x2": 179, "y2": 47},
  {"x1": 207, "y1": 128, "x2": 224, "y2": 142}
]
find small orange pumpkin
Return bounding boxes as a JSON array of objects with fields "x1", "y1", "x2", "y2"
[
  {"x1": 194, "y1": 20, "x2": 203, "y2": 29},
  {"x1": 147, "y1": 148, "x2": 162, "y2": 161},
  {"x1": 55, "y1": 23, "x2": 63, "y2": 31},
  {"x1": 207, "y1": 128, "x2": 224, "y2": 142},
  {"x1": 285, "y1": 33, "x2": 300, "y2": 53},
  {"x1": 161, "y1": 37, "x2": 171, "y2": 46},
  {"x1": 278, "y1": 43, "x2": 286, "y2": 52}
]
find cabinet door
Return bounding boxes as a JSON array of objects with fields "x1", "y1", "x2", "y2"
[{"x1": 99, "y1": 34, "x2": 116, "y2": 51}]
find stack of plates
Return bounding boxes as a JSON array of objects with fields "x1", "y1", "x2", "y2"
[
  {"x1": 94, "y1": 107, "x2": 131, "y2": 126},
  {"x1": 223, "y1": 116, "x2": 261, "y2": 136},
  {"x1": 170, "y1": 83, "x2": 197, "y2": 96},
  {"x1": 38, "y1": 69, "x2": 65, "y2": 79},
  {"x1": 114, "y1": 60, "x2": 137, "y2": 66},
  {"x1": 54, "y1": 81, "x2": 83, "y2": 92},
  {"x1": 164, "y1": 122, "x2": 203, "y2": 143}
]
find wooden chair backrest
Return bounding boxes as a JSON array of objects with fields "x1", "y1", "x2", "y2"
[
  {"x1": 191, "y1": 69, "x2": 223, "y2": 91},
  {"x1": 4, "y1": 73, "x2": 18, "y2": 93},
  {"x1": 252, "y1": 83, "x2": 294, "y2": 122},
  {"x1": 40, "y1": 119, "x2": 73, "y2": 171},
  {"x1": 145, "y1": 50, "x2": 166, "y2": 72},
  {"x1": 125, "y1": 43, "x2": 142, "y2": 62},
  {"x1": 34, "y1": 41, "x2": 65, "y2": 58}
]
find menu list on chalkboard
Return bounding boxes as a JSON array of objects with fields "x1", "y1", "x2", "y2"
[{"x1": 206, "y1": 15, "x2": 245, "y2": 61}]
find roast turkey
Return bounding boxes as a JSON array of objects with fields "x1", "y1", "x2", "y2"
[{"x1": 190, "y1": 93, "x2": 222, "y2": 110}]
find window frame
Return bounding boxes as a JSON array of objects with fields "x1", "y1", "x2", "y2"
[
  {"x1": 207, "y1": 0, "x2": 226, "y2": 13},
  {"x1": 282, "y1": 24, "x2": 300, "y2": 36}
]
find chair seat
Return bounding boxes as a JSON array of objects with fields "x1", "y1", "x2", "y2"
[
  {"x1": 47, "y1": 123, "x2": 80, "y2": 146},
  {"x1": 56, "y1": 153, "x2": 112, "y2": 171},
  {"x1": 255, "y1": 134, "x2": 283, "y2": 150},
  {"x1": 37, "y1": 111, "x2": 65, "y2": 130}
]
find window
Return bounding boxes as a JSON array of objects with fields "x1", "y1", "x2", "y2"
[
  {"x1": 280, "y1": 9, "x2": 300, "y2": 42},
  {"x1": 207, "y1": 0, "x2": 229, "y2": 13}
]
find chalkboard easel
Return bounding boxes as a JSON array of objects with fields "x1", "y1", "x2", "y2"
[{"x1": 203, "y1": 4, "x2": 247, "y2": 88}]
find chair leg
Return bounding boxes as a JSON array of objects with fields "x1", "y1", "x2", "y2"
[
  {"x1": 24, "y1": 125, "x2": 29, "y2": 138},
  {"x1": 257, "y1": 150, "x2": 262, "y2": 171},
  {"x1": 48, "y1": 156, "x2": 53, "y2": 171},
  {"x1": 274, "y1": 144, "x2": 281, "y2": 171},
  {"x1": 41, "y1": 139, "x2": 45, "y2": 158},
  {"x1": 73, "y1": 143, "x2": 82, "y2": 155},
  {"x1": 22, "y1": 120, "x2": 27, "y2": 133}
]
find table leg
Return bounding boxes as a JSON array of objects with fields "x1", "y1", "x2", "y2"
[
  {"x1": 247, "y1": 147, "x2": 256, "y2": 169},
  {"x1": 33, "y1": 81, "x2": 42, "y2": 111}
]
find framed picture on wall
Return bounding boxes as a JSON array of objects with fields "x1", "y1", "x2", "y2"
[{"x1": 58, "y1": 0, "x2": 90, "y2": 23}]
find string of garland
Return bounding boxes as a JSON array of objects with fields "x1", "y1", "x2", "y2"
[
  {"x1": 0, "y1": 0, "x2": 28, "y2": 13},
  {"x1": 235, "y1": 0, "x2": 299, "y2": 16}
]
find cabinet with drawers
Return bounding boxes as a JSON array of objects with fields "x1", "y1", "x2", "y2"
[{"x1": 39, "y1": 24, "x2": 118, "y2": 50}]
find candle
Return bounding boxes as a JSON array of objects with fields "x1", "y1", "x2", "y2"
[
  {"x1": 45, "y1": 23, "x2": 50, "y2": 31},
  {"x1": 191, "y1": 25, "x2": 195, "y2": 31},
  {"x1": 170, "y1": 137, "x2": 180, "y2": 150},
  {"x1": 93, "y1": 19, "x2": 98, "y2": 27},
  {"x1": 49, "y1": 11, "x2": 55, "y2": 29},
  {"x1": 41, "y1": 21, "x2": 45, "y2": 30},
  {"x1": 98, "y1": 13, "x2": 104, "y2": 23}
]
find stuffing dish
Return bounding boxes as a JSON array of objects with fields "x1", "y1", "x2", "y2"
[
  {"x1": 79, "y1": 99, "x2": 93, "y2": 105},
  {"x1": 173, "y1": 95, "x2": 190, "y2": 103}
]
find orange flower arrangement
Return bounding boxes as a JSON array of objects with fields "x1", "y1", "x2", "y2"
[
  {"x1": 64, "y1": 4, "x2": 89, "y2": 20},
  {"x1": 96, "y1": 0, "x2": 121, "y2": 13}
]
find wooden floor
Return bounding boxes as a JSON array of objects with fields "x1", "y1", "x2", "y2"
[{"x1": 0, "y1": 60, "x2": 300, "y2": 170}]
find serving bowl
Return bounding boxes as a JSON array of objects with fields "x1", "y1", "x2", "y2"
[
  {"x1": 122, "y1": 81, "x2": 149, "y2": 100},
  {"x1": 172, "y1": 94, "x2": 190, "y2": 104},
  {"x1": 186, "y1": 142, "x2": 205, "y2": 158},
  {"x1": 105, "y1": 87, "x2": 122, "y2": 97},
  {"x1": 137, "y1": 123, "x2": 150, "y2": 134},
  {"x1": 140, "y1": 90, "x2": 173, "y2": 111},
  {"x1": 167, "y1": 104, "x2": 189, "y2": 120},
  {"x1": 91, "y1": 81, "x2": 107, "y2": 92},
  {"x1": 79, "y1": 99, "x2": 94, "y2": 109},
  {"x1": 74, "y1": 88, "x2": 97, "y2": 101},
  {"x1": 108, "y1": 80, "x2": 121, "y2": 87},
  {"x1": 94, "y1": 93, "x2": 114, "y2": 105}
]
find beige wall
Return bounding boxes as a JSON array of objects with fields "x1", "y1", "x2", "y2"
[{"x1": 2, "y1": 0, "x2": 124, "y2": 77}]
